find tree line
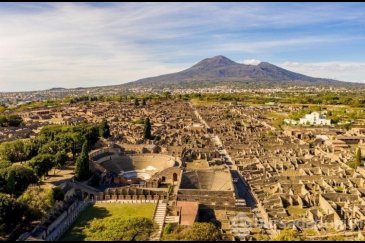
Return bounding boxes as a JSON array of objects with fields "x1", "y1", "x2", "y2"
[
  {"x1": 0, "y1": 120, "x2": 110, "y2": 237},
  {"x1": 0, "y1": 114, "x2": 23, "y2": 127}
]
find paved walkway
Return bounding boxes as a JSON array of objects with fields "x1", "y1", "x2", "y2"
[{"x1": 41, "y1": 165, "x2": 75, "y2": 188}]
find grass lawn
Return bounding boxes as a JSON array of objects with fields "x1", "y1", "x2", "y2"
[
  {"x1": 61, "y1": 203, "x2": 156, "y2": 241},
  {"x1": 265, "y1": 111, "x2": 287, "y2": 128},
  {"x1": 190, "y1": 98, "x2": 226, "y2": 106}
]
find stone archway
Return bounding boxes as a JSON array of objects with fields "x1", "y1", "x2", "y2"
[{"x1": 161, "y1": 176, "x2": 166, "y2": 183}]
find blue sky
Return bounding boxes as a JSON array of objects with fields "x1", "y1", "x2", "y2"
[{"x1": 1, "y1": 2, "x2": 365, "y2": 91}]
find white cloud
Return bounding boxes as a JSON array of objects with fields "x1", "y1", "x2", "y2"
[
  {"x1": 279, "y1": 62, "x2": 365, "y2": 83},
  {"x1": 243, "y1": 59, "x2": 261, "y2": 65},
  {"x1": 0, "y1": 3, "x2": 192, "y2": 91},
  {"x1": 0, "y1": 3, "x2": 365, "y2": 91}
]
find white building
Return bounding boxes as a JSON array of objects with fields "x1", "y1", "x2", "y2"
[
  {"x1": 299, "y1": 112, "x2": 331, "y2": 126},
  {"x1": 285, "y1": 112, "x2": 331, "y2": 126}
]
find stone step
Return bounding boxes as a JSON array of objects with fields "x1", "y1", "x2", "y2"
[
  {"x1": 150, "y1": 201, "x2": 167, "y2": 241},
  {"x1": 165, "y1": 216, "x2": 179, "y2": 224}
]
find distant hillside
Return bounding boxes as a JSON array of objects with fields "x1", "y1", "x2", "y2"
[
  {"x1": 123, "y1": 55, "x2": 360, "y2": 89},
  {"x1": 49, "y1": 87, "x2": 67, "y2": 91}
]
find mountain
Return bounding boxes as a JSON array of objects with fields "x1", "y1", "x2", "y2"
[
  {"x1": 123, "y1": 55, "x2": 352, "y2": 89},
  {"x1": 49, "y1": 87, "x2": 67, "y2": 91}
]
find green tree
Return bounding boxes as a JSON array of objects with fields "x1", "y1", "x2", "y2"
[
  {"x1": 143, "y1": 118, "x2": 152, "y2": 140},
  {"x1": 74, "y1": 141, "x2": 90, "y2": 181},
  {"x1": 162, "y1": 222, "x2": 221, "y2": 241},
  {"x1": 134, "y1": 98, "x2": 140, "y2": 107},
  {"x1": 0, "y1": 165, "x2": 38, "y2": 196},
  {"x1": 28, "y1": 154, "x2": 55, "y2": 178},
  {"x1": 99, "y1": 119, "x2": 111, "y2": 138},
  {"x1": 183, "y1": 223, "x2": 221, "y2": 241},
  {"x1": 83, "y1": 125, "x2": 100, "y2": 148},
  {"x1": 82, "y1": 142, "x2": 91, "y2": 175},
  {"x1": 0, "y1": 140, "x2": 27, "y2": 163},
  {"x1": 52, "y1": 187, "x2": 65, "y2": 202},
  {"x1": 356, "y1": 147, "x2": 362, "y2": 165},
  {"x1": 5, "y1": 170, "x2": 15, "y2": 197},
  {"x1": 23, "y1": 139, "x2": 41, "y2": 160},
  {"x1": 39, "y1": 140, "x2": 60, "y2": 155},
  {"x1": 68, "y1": 132, "x2": 84, "y2": 160},
  {"x1": 17, "y1": 186, "x2": 54, "y2": 220},
  {"x1": 0, "y1": 139, "x2": 40, "y2": 162},
  {"x1": 141, "y1": 98, "x2": 147, "y2": 106},
  {"x1": 37, "y1": 124, "x2": 99, "y2": 160},
  {"x1": 330, "y1": 116, "x2": 340, "y2": 124},
  {"x1": 0, "y1": 114, "x2": 23, "y2": 127},
  {"x1": 163, "y1": 223, "x2": 173, "y2": 235},
  {"x1": 0, "y1": 115, "x2": 7, "y2": 127},
  {"x1": 0, "y1": 193, "x2": 27, "y2": 235},
  {"x1": 7, "y1": 115, "x2": 23, "y2": 127},
  {"x1": 162, "y1": 92, "x2": 171, "y2": 100},
  {"x1": 0, "y1": 160, "x2": 11, "y2": 169},
  {"x1": 53, "y1": 150, "x2": 68, "y2": 175}
]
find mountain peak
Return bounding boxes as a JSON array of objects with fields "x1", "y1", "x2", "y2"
[
  {"x1": 193, "y1": 55, "x2": 237, "y2": 68},
  {"x1": 211, "y1": 55, "x2": 235, "y2": 62}
]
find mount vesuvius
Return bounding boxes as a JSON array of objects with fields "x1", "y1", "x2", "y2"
[{"x1": 122, "y1": 55, "x2": 357, "y2": 89}]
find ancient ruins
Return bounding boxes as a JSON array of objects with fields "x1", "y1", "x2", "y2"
[{"x1": 4, "y1": 99, "x2": 365, "y2": 241}]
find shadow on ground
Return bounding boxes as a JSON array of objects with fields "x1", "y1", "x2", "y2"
[{"x1": 60, "y1": 206, "x2": 110, "y2": 241}]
